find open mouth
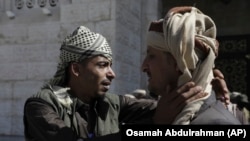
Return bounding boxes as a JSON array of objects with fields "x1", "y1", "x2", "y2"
[
  {"x1": 102, "y1": 80, "x2": 111, "y2": 91},
  {"x1": 147, "y1": 73, "x2": 151, "y2": 81},
  {"x1": 101, "y1": 85, "x2": 110, "y2": 92},
  {"x1": 103, "y1": 85, "x2": 110, "y2": 91}
]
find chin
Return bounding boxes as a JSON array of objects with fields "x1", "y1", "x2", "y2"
[
  {"x1": 148, "y1": 86, "x2": 159, "y2": 96},
  {"x1": 97, "y1": 91, "x2": 106, "y2": 97},
  {"x1": 147, "y1": 85, "x2": 154, "y2": 92},
  {"x1": 96, "y1": 93, "x2": 105, "y2": 100}
]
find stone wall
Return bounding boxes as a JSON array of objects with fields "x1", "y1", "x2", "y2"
[{"x1": 0, "y1": 0, "x2": 160, "y2": 137}]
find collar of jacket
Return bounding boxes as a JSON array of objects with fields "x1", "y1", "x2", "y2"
[
  {"x1": 50, "y1": 85, "x2": 110, "y2": 120},
  {"x1": 51, "y1": 85, "x2": 73, "y2": 114},
  {"x1": 76, "y1": 96, "x2": 110, "y2": 120}
]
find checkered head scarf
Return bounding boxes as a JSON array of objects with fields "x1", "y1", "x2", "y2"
[
  {"x1": 147, "y1": 6, "x2": 219, "y2": 124},
  {"x1": 48, "y1": 26, "x2": 112, "y2": 86}
]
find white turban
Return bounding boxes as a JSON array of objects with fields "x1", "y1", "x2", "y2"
[{"x1": 147, "y1": 6, "x2": 219, "y2": 124}]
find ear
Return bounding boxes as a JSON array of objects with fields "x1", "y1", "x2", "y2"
[{"x1": 70, "y1": 62, "x2": 80, "y2": 76}]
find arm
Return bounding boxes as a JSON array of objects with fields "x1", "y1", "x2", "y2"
[
  {"x1": 24, "y1": 99, "x2": 78, "y2": 141},
  {"x1": 118, "y1": 95, "x2": 157, "y2": 124},
  {"x1": 24, "y1": 98, "x2": 124, "y2": 141},
  {"x1": 120, "y1": 82, "x2": 204, "y2": 124}
]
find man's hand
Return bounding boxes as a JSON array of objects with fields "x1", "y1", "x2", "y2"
[
  {"x1": 211, "y1": 69, "x2": 230, "y2": 106},
  {"x1": 153, "y1": 82, "x2": 204, "y2": 124},
  {"x1": 152, "y1": 69, "x2": 231, "y2": 124}
]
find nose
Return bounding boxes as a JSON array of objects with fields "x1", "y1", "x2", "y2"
[
  {"x1": 107, "y1": 67, "x2": 116, "y2": 79},
  {"x1": 141, "y1": 59, "x2": 148, "y2": 73}
]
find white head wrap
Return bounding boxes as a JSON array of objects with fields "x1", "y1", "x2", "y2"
[
  {"x1": 47, "y1": 26, "x2": 112, "y2": 87},
  {"x1": 147, "y1": 6, "x2": 219, "y2": 124}
]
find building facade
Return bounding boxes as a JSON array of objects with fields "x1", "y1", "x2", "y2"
[{"x1": 0, "y1": 0, "x2": 161, "y2": 137}]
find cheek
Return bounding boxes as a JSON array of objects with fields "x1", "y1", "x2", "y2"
[
  {"x1": 89, "y1": 73, "x2": 101, "y2": 83},
  {"x1": 81, "y1": 70, "x2": 97, "y2": 84},
  {"x1": 90, "y1": 70, "x2": 106, "y2": 85},
  {"x1": 158, "y1": 69, "x2": 169, "y2": 86},
  {"x1": 158, "y1": 63, "x2": 174, "y2": 83},
  {"x1": 150, "y1": 65, "x2": 167, "y2": 86}
]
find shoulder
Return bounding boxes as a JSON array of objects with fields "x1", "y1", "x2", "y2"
[
  {"x1": 25, "y1": 86, "x2": 72, "y2": 110},
  {"x1": 25, "y1": 86, "x2": 54, "y2": 104},
  {"x1": 105, "y1": 93, "x2": 120, "y2": 101},
  {"x1": 192, "y1": 99, "x2": 242, "y2": 125},
  {"x1": 103, "y1": 93, "x2": 121, "y2": 108}
]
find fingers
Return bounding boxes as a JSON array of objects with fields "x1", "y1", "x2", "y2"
[
  {"x1": 175, "y1": 85, "x2": 204, "y2": 107},
  {"x1": 213, "y1": 69, "x2": 224, "y2": 79},
  {"x1": 211, "y1": 76, "x2": 230, "y2": 105},
  {"x1": 176, "y1": 82, "x2": 203, "y2": 101},
  {"x1": 184, "y1": 92, "x2": 208, "y2": 104},
  {"x1": 163, "y1": 82, "x2": 196, "y2": 99},
  {"x1": 211, "y1": 77, "x2": 229, "y2": 94},
  {"x1": 176, "y1": 81, "x2": 195, "y2": 94},
  {"x1": 212, "y1": 69, "x2": 230, "y2": 105},
  {"x1": 166, "y1": 82, "x2": 204, "y2": 109},
  {"x1": 216, "y1": 96, "x2": 230, "y2": 106},
  {"x1": 153, "y1": 81, "x2": 204, "y2": 124}
]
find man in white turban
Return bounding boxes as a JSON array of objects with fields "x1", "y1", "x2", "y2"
[{"x1": 142, "y1": 6, "x2": 242, "y2": 124}]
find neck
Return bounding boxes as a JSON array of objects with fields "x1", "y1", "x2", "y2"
[
  {"x1": 160, "y1": 81, "x2": 177, "y2": 96},
  {"x1": 67, "y1": 81, "x2": 93, "y2": 104}
]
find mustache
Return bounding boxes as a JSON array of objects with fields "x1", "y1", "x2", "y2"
[{"x1": 101, "y1": 79, "x2": 111, "y2": 85}]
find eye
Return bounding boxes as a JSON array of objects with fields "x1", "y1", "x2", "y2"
[
  {"x1": 97, "y1": 61, "x2": 109, "y2": 68},
  {"x1": 147, "y1": 53, "x2": 155, "y2": 59}
]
